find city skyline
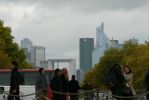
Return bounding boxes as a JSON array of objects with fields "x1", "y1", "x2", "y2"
[{"x1": 0, "y1": 0, "x2": 149, "y2": 68}]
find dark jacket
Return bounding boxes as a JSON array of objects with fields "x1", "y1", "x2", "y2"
[
  {"x1": 35, "y1": 73, "x2": 48, "y2": 92},
  {"x1": 10, "y1": 68, "x2": 20, "y2": 90},
  {"x1": 50, "y1": 75, "x2": 62, "y2": 92},
  {"x1": 69, "y1": 79, "x2": 80, "y2": 93},
  {"x1": 61, "y1": 74, "x2": 69, "y2": 93},
  {"x1": 145, "y1": 70, "x2": 149, "y2": 89}
]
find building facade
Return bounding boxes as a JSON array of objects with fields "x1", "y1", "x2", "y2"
[
  {"x1": 21, "y1": 38, "x2": 33, "y2": 63},
  {"x1": 32, "y1": 46, "x2": 45, "y2": 67},
  {"x1": 79, "y1": 38, "x2": 94, "y2": 72}
]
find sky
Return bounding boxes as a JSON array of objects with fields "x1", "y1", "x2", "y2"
[{"x1": 0, "y1": 0, "x2": 149, "y2": 67}]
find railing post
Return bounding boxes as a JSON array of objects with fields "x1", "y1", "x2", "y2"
[{"x1": 96, "y1": 89, "x2": 99, "y2": 100}]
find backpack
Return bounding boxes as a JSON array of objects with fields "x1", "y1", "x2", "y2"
[{"x1": 17, "y1": 72, "x2": 24, "y2": 85}]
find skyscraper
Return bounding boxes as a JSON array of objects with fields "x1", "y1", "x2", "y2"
[
  {"x1": 79, "y1": 38, "x2": 94, "y2": 72},
  {"x1": 32, "y1": 46, "x2": 45, "y2": 67},
  {"x1": 21, "y1": 38, "x2": 33, "y2": 63}
]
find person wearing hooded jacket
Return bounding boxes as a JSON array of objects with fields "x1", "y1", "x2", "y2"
[
  {"x1": 50, "y1": 68, "x2": 63, "y2": 100},
  {"x1": 35, "y1": 68, "x2": 48, "y2": 100},
  {"x1": 8, "y1": 61, "x2": 21, "y2": 100}
]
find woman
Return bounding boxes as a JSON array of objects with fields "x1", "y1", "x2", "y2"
[{"x1": 123, "y1": 66, "x2": 136, "y2": 99}]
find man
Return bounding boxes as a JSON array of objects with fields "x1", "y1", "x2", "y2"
[
  {"x1": 35, "y1": 68, "x2": 48, "y2": 100},
  {"x1": 69, "y1": 75, "x2": 80, "y2": 100},
  {"x1": 145, "y1": 70, "x2": 149, "y2": 100},
  {"x1": 106, "y1": 63, "x2": 125, "y2": 100},
  {"x1": 8, "y1": 61, "x2": 20, "y2": 100},
  {"x1": 50, "y1": 68, "x2": 63, "y2": 100}
]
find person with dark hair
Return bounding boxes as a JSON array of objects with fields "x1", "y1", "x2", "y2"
[
  {"x1": 145, "y1": 70, "x2": 149, "y2": 100},
  {"x1": 69, "y1": 75, "x2": 80, "y2": 100},
  {"x1": 61, "y1": 68, "x2": 69, "y2": 100},
  {"x1": 50, "y1": 68, "x2": 63, "y2": 100},
  {"x1": 8, "y1": 61, "x2": 20, "y2": 100},
  {"x1": 106, "y1": 63, "x2": 125, "y2": 100},
  {"x1": 122, "y1": 66, "x2": 136, "y2": 100},
  {"x1": 35, "y1": 68, "x2": 48, "y2": 100}
]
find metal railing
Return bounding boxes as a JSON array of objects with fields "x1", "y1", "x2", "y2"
[{"x1": 0, "y1": 88, "x2": 148, "y2": 100}]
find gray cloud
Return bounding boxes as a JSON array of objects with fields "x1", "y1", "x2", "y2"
[
  {"x1": 1, "y1": 0, "x2": 149, "y2": 68},
  {"x1": 1, "y1": 0, "x2": 149, "y2": 12}
]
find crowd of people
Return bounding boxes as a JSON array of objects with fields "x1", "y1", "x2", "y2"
[
  {"x1": 35, "y1": 68, "x2": 81, "y2": 100},
  {"x1": 7, "y1": 61, "x2": 149, "y2": 100}
]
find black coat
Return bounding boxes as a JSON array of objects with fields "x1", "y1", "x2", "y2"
[
  {"x1": 69, "y1": 79, "x2": 80, "y2": 93},
  {"x1": 145, "y1": 70, "x2": 149, "y2": 89},
  {"x1": 50, "y1": 75, "x2": 63, "y2": 92},
  {"x1": 10, "y1": 68, "x2": 20, "y2": 90}
]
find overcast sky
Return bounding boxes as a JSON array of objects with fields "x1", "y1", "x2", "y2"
[{"x1": 0, "y1": 0, "x2": 149, "y2": 67}]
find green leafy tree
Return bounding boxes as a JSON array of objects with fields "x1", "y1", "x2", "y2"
[
  {"x1": 0, "y1": 20, "x2": 32, "y2": 69},
  {"x1": 84, "y1": 41, "x2": 149, "y2": 90}
]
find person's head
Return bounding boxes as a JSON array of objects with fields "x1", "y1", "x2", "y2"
[
  {"x1": 123, "y1": 66, "x2": 132, "y2": 74},
  {"x1": 55, "y1": 68, "x2": 61, "y2": 76},
  {"x1": 39, "y1": 68, "x2": 45, "y2": 75},
  {"x1": 11, "y1": 61, "x2": 18, "y2": 69},
  {"x1": 62, "y1": 68, "x2": 68, "y2": 76},
  {"x1": 72, "y1": 75, "x2": 75, "y2": 79},
  {"x1": 113, "y1": 63, "x2": 121, "y2": 70}
]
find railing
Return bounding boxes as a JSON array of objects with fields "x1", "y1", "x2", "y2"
[{"x1": 0, "y1": 88, "x2": 148, "y2": 100}]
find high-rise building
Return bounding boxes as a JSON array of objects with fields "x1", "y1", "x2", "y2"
[
  {"x1": 32, "y1": 46, "x2": 45, "y2": 67},
  {"x1": 92, "y1": 23, "x2": 114, "y2": 66},
  {"x1": 76, "y1": 69, "x2": 84, "y2": 83},
  {"x1": 21, "y1": 38, "x2": 33, "y2": 63},
  {"x1": 79, "y1": 38, "x2": 94, "y2": 72}
]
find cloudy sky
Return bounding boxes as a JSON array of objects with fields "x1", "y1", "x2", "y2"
[{"x1": 0, "y1": 0, "x2": 149, "y2": 67}]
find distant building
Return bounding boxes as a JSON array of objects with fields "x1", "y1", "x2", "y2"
[
  {"x1": 76, "y1": 69, "x2": 84, "y2": 83},
  {"x1": 32, "y1": 46, "x2": 45, "y2": 67},
  {"x1": 129, "y1": 37, "x2": 139, "y2": 44},
  {"x1": 110, "y1": 40, "x2": 119, "y2": 48},
  {"x1": 21, "y1": 38, "x2": 33, "y2": 63},
  {"x1": 79, "y1": 38, "x2": 94, "y2": 72},
  {"x1": 92, "y1": 23, "x2": 114, "y2": 66}
]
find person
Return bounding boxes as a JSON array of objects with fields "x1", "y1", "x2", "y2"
[
  {"x1": 69, "y1": 75, "x2": 80, "y2": 100},
  {"x1": 35, "y1": 68, "x2": 48, "y2": 100},
  {"x1": 8, "y1": 61, "x2": 20, "y2": 100},
  {"x1": 144, "y1": 70, "x2": 149, "y2": 100},
  {"x1": 61, "y1": 68, "x2": 69, "y2": 100},
  {"x1": 106, "y1": 63, "x2": 125, "y2": 100},
  {"x1": 123, "y1": 66, "x2": 136, "y2": 100},
  {"x1": 50, "y1": 68, "x2": 63, "y2": 100}
]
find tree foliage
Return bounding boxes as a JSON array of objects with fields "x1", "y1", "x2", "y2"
[
  {"x1": 0, "y1": 20, "x2": 32, "y2": 69},
  {"x1": 84, "y1": 41, "x2": 149, "y2": 90}
]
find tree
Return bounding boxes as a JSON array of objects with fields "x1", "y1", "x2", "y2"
[
  {"x1": 84, "y1": 41, "x2": 149, "y2": 90},
  {"x1": 0, "y1": 20, "x2": 32, "y2": 69}
]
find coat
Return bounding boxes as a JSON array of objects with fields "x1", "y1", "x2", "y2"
[
  {"x1": 10, "y1": 68, "x2": 20, "y2": 90},
  {"x1": 124, "y1": 73, "x2": 136, "y2": 95},
  {"x1": 35, "y1": 74, "x2": 48, "y2": 92}
]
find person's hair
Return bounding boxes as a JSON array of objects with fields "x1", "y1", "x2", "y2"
[
  {"x1": 124, "y1": 66, "x2": 132, "y2": 74},
  {"x1": 11, "y1": 61, "x2": 18, "y2": 67},
  {"x1": 72, "y1": 75, "x2": 75, "y2": 79},
  {"x1": 55, "y1": 68, "x2": 60, "y2": 75},
  {"x1": 39, "y1": 68, "x2": 44, "y2": 74}
]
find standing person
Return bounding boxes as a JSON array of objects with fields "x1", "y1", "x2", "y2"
[
  {"x1": 35, "y1": 68, "x2": 48, "y2": 100},
  {"x1": 69, "y1": 75, "x2": 81, "y2": 100},
  {"x1": 144, "y1": 70, "x2": 149, "y2": 100},
  {"x1": 8, "y1": 61, "x2": 20, "y2": 100},
  {"x1": 61, "y1": 68, "x2": 69, "y2": 100},
  {"x1": 123, "y1": 66, "x2": 136, "y2": 99},
  {"x1": 106, "y1": 63, "x2": 125, "y2": 100},
  {"x1": 50, "y1": 68, "x2": 63, "y2": 100}
]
